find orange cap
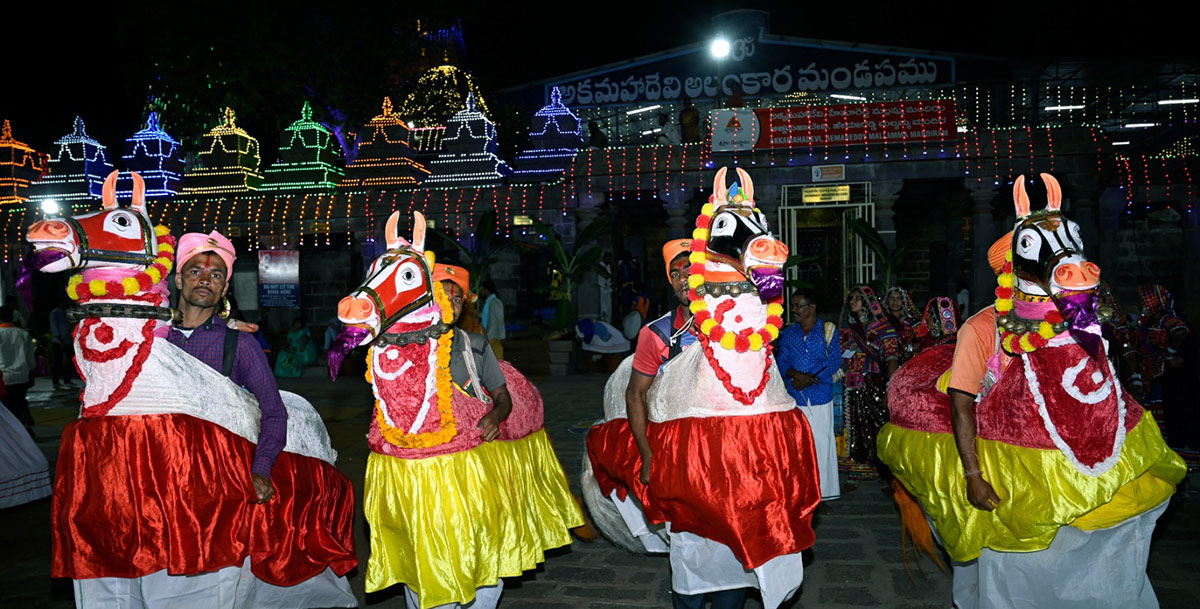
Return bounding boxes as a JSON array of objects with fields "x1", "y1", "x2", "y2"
[
  {"x1": 988, "y1": 231, "x2": 1014, "y2": 275},
  {"x1": 662, "y1": 239, "x2": 692, "y2": 279},
  {"x1": 433, "y1": 263, "x2": 470, "y2": 296}
]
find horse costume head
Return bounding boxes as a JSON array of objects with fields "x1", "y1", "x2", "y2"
[
  {"x1": 694, "y1": 167, "x2": 789, "y2": 299},
  {"x1": 996, "y1": 173, "x2": 1107, "y2": 355},
  {"x1": 1008, "y1": 173, "x2": 1100, "y2": 297},
  {"x1": 27, "y1": 171, "x2": 160, "y2": 274},
  {"x1": 329, "y1": 211, "x2": 447, "y2": 378}
]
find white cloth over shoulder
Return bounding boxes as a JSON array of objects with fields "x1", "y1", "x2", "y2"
[
  {"x1": 101, "y1": 339, "x2": 338, "y2": 465},
  {"x1": 72, "y1": 557, "x2": 356, "y2": 609},
  {"x1": 0, "y1": 401, "x2": 51, "y2": 508}
]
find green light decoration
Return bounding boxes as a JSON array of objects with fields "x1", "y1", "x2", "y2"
[{"x1": 262, "y1": 102, "x2": 346, "y2": 192}]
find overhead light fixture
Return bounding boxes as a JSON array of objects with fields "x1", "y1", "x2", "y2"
[
  {"x1": 1158, "y1": 99, "x2": 1199, "y2": 106},
  {"x1": 41, "y1": 199, "x2": 61, "y2": 215},
  {"x1": 626, "y1": 105, "x2": 662, "y2": 115},
  {"x1": 1044, "y1": 105, "x2": 1085, "y2": 111},
  {"x1": 830, "y1": 94, "x2": 867, "y2": 101},
  {"x1": 1112, "y1": 141, "x2": 1132, "y2": 146},
  {"x1": 641, "y1": 128, "x2": 663, "y2": 135},
  {"x1": 1123, "y1": 122, "x2": 1158, "y2": 129},
  {"x1": 710, "y1": 37, "x2": 730, "y2": 59}
]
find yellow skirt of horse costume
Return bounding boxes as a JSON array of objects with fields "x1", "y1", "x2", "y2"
[
  {"x1": 364, "y1": 428, "x2": 584, "y2": 606},
  {"x1": 878, "y1": 414, "x2": 1185, "y2": 562}
]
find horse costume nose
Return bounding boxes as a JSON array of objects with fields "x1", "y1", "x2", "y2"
[
  {"x1": 1054, "y1": 261, "x2": 1101, "y2": 289},
  {"x1": 747, "y1": 236, "x2": 789, "y2": 265},
  {"x1": 28, "y1": 220, "x2": 70, "y2": 240},
  {"x1": 337, "y1": 295, "x2": 375, "y2": 323}
]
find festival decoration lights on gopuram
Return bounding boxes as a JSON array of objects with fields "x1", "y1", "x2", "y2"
[
  {"x1": 0, "y1": 120, "x2": 48, "y2": 205},
  {"x1": 339, "y1": 97, "x2": 430, "y2": 189},
  {"x1": 120, "y1": 111, "x2": 183, "y2": 198},
  {"x1": 181, "y1": 107, "x2": 264, "y2": 195},
  {"x1": 262, "y1": 101, "x2": 345, "y2": 192},
  {"x1": 423, "y1": 92, "x2": 512, "y2": 187},
  {"x1": 29, "y1": 116, "x2": 114, "y2": 209},
  {"x1": 513, "y1": 86, "x2": 583, "y2": 181}
]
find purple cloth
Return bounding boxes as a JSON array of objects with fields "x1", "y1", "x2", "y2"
[
  {"x1": 167, "y1": 314, "x2": 288, "y2": 477},
  {"x1": 1056, "y1": 292, "x2": 1102, "y2": 357}
]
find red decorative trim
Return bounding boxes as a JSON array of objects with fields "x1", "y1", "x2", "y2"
[
  {"x1": 699, "y1": 335, "x2": 773, "y2": 405},
  {"x1": 77, "y1": 319, "x2": 135, "y2": 362},
  {"x1": 79, "y1": 320, "x2": 157, "y2": 418}
]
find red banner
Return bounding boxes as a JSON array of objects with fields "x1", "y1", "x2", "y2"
[{"x1": 710, "y1": 100, "x2": 956, "y2": 152}]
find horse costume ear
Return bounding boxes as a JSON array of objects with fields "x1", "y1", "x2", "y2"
[
  {"x1": 735, "y1": 168, "x2": 755, "y2": 204},
  {"x1": 411, "y1": 211, "x2": 427, "y2": 253},
  {"x1": 1012, "y1": 174, "x2": 1031, "y2": 219},
  {"x1": 129, "y1": 171, "x2": 146, "y2": 212},
  {"x1": 385, "y1": 211, "x2": 403, "y2": 249},
  {"x1": 1041, "y1": 172, "x2": 1062, "y2": 212},
  {"x1": 102, "y1": 171, "x2": 119, "y2": 210},
  {"x1": 712, "y1": 167, "x2": 728, "y2": 203}
]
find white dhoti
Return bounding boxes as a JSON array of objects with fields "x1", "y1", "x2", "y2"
[
  {"x1": 946, "y1": 500, "x2": 1168, "y2": 609},
  {"x1": 799, "y1": 399, "x2": 839, "y2": 500}
]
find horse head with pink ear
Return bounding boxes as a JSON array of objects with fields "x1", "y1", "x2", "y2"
[{"x1": 1008, "y1": 173, "x2": 1101, "y2": 298}]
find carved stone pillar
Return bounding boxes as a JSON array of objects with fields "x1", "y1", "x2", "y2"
[
  {"x1": 659, "y1": 187, "x2": 691, "y2": 239},
  {"x1": 966, "y1": 180, "x2": 999, "y2": 313},
  {"x1": 873, "y1": 179, "x2": 904, "y2": 252},
  {"x1": 1064, "y1": 172, "x2": 1100, "y2": 260}
]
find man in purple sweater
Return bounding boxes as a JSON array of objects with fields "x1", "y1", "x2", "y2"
[{"x1": 167, "y1": 231, "x2": 287, "y2": 503}]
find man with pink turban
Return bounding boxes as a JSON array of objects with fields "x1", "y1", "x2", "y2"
[{"x1": 168, "y1": 231, "x2": 286, "y2": 502}]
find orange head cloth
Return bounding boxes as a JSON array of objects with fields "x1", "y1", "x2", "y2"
[
  {"x1": 988, "y1": 230, "x2": 1014, "y2": 276},
  {"x1": 662, "y1": 238, "x2": 692, "y2": 280},
  {"x1": 433, "y1": 263, "x2": 470, "y2": 297},
  {"x1": 177, "y1": 231, "x2": 236, "y2": 271}
]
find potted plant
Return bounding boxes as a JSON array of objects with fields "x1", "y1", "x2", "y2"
[{"x1": 530, "y1": 215, "x2": 611, "y2": 374}]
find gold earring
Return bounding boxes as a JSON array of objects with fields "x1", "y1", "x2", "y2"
[{"x1": 219, "y1": 297, "x2": 231, "y2": 320}]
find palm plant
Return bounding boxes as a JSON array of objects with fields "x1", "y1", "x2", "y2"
[
  {"x1": 847, "y1": 217, "x2": 907, "y2": 292},
  {"x1": 429, "y1": 210, "x2": 502, "y2": 294},
  {"x1": 530, "y1": 214, "x2": 611, "y2": 334}
]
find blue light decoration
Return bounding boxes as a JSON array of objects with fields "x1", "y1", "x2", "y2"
[
  {"x1": 262, "y1": 101, "x2": 345, "y2": 192},
  {"x1": 29, "y1": 116, "x2": 114, "y2": 208},
  {"x1": 0, "y1": 120, "x2": 48, "y2": 205},
  {"x1": 423, "y1": 92, "x2": 513, "y2": 187},
  {"x1": 182, "y1": 107, "x2": 264, "y2": 195},
  {"x1": 339, "y1": 97, "x2": 430, "y2": 189},
  {"x1": 119, "y1": 111, "x2": 183, "y2": 198},
  {"x1": 512, "y1": 87, "x2": 582, "y2": 182}
]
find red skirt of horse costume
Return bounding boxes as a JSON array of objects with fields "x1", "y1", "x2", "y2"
[{"x1": 52, "y1": 413, "x2": 357, "y2": 585}]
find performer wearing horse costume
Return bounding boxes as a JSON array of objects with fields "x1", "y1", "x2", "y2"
[
  {"x1": 585, "y1": 168, "x2": 821, "y2": 609},
  {"x1": 878, "y1": 173, "x2": 1185, "y2": 608},
  {"x1": 26, "y1": 171, "x2": 357, "y2": 608},
  {"x1": 329, "y1": 211, "x2": 583, "y2": 609}
]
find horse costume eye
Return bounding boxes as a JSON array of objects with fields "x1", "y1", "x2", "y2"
[
  {"x1": 102, "y1": 211, "x2": 138, "y2": 237},
  {"x1": 712, "y1": 215, "x2": 735, "y2": 237},
  {"x1": 1017, "y1": 231, "x2": 1041, "y2": 258},
  {"x1": 394, "y1": 261, "x2": 422, "y2": 292}
]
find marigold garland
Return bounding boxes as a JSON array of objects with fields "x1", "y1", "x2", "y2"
[
  {"x1": 369, "y1": 279, "x2": 458, "y2": 449},
  {"x1": 686, "y1": 199, "x2": 782, "y2": 405},
  {"x1": 67, "y1": 225, "x2": 177, "y2": 303},
  {"x1": 994, "y1": 250, "x2": 1065, "y2": 355}
]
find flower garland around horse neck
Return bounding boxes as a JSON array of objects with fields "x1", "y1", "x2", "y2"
[
  {"x1": 686, "y1": 202, "x2": 785, "y2": 353},
  {"x1": 994, "y1": 249, "x2": 1065, "y2": 354},
  {"x1": 369, "y1": 278, "x2": 459, "y2": 449},
  {"x1": 67, "y1": 225, "x2": 176, "y2": 304}
]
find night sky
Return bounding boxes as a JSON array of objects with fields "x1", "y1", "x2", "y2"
[{"x1": 2, "y1": 1, "x2": 1191, "y2": 156}]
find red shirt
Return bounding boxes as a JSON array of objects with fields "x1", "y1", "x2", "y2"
[{"x1": 632, "y1": 306, "x2": 695, "y2": 376}]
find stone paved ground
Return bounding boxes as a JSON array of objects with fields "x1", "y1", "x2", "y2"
[{"x1": 3, "y1": 370, "x2": 1198, "y2": 608}]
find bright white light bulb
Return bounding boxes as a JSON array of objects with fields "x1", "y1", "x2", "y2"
[
  {"x1": 41, "y1": 199, "x2": 60, "y2": 215},
  {"x1": 710, "y1": 38, "x2": 731, "y2": 59}
]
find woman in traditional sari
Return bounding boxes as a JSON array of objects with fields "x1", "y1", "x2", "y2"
[
  {"x1": 274, "y1": 318, "x2": 318, "y2": 378},
  {"x1": 884, "y1": 287, "x2": 921, "y2": 363},
  {"x1": 838, "y1": 286, "x2": 901, "y2": 478}
]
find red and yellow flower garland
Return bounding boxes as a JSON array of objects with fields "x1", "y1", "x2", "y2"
[
  {"x1": 67, "y1": 225, "x2": 177, "y2": 303},
  {"x1": 994, "y1": 250, "x2": 1065, "y2": 354},
  {"x1": 369, "y1": 279, "x2": 458, "y2": 449},
  {"x1": 685, "y1": 201, "x2": 785, "y2": 405}
]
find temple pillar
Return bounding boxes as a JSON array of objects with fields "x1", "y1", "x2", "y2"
[
  {"x1": 873, "y1": 179, "x2": 904, "y2": 252},
  {"x1": 967, "y1": 180, "x2": 999, "y2": 313}
]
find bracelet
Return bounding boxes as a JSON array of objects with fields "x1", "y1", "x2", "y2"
[{"x1": 964, "y1": 469, "x2": 982, "y2": 478}]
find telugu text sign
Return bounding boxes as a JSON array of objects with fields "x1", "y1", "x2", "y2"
[{"x1": 711, "y1": 100, "x2": 956, "y2": 152}]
